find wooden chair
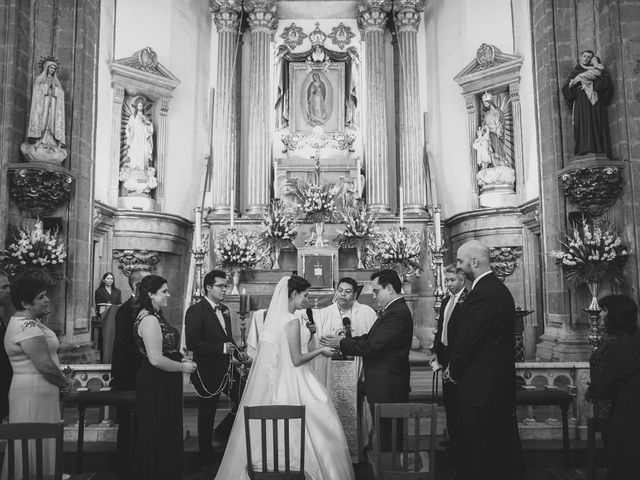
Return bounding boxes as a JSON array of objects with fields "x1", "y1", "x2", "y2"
[
  {"x1": 367, "y1": 403, "x2": 438, "y2": 480},
  {"x1": 244, "y1": 405, "x2": 306, "y2": 480},
  {"x1": 547, "y1": 417, "x2": 607, "y2": 480},
  {"x1": 0, "y1": 421, "x2": 94, "y2": 480}
]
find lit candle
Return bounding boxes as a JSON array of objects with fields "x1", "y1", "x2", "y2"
[
  {"x1": 194, "y1": 207, "x2": 202, "y2": 248},
  {"x1": 230, "y1": 188, "x2": 235, "y2": 228},
  {"x1": 356, "y1": 158, "x2": 362, "y2": 197},
  {"x1": 399, "y1": 184, "x2": 404, "y2": 228},
  {"x1": 240, "y1": 288, "x2": 250, "y2": 312},
  {"x1": 434, "y1": 205, "x2": 442, "y2": 247}
]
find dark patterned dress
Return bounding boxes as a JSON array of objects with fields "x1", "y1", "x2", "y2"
[{"x1": 133, "y1": 310, "x2": 184, "y2": 480}]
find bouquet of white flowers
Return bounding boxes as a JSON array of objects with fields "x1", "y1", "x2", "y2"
[
  {"x1": 369, "y1": 226, "x2": 423, "y2": 280},
  {"x1": 549, "y1": 218, "x2": 628, "y2": 300},
  {"x1": 1, "y1": 222, "x2": 67, "y2": 285},
  {"x1": 260, "y1": 200, "x2": 299, "y2": 247},
  {"x1": 214, "y1": 228, "x2": 262, "y2": 270},
  {"x1": 336, "y1": 203, "x2": 378, "y2": 268},
  {"x1": 297, "y1": 182, "x2": 336, "y2": 223}
]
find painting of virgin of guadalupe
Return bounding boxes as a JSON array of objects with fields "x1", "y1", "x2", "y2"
[{"x1": 289, "y1": 63, "x2": 344, "y2": 133}]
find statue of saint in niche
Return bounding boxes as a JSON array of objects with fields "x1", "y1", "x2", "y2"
[
  {"x1": 306, "y1": 73, "x2": 328, "y2": 126},
  {"x1": 124, "y1": 97, "x2": 154, "y2": 170}
]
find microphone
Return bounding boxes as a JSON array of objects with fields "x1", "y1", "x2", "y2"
[
  {"x1": 306, "y1": 308, "x2": 316, "y2": 337},
  {"x1": 342, "y1": 317, "x2": 352, "y2": 338}
]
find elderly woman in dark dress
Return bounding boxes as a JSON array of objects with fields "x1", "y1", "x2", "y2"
[{"x1": 589, "y1": 294, "x2": 640, "y2": 480}]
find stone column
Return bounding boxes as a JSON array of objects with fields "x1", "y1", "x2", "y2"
[
  {"x1": 210, "y1": 0, "x2": 242, "y2": 215},
  {"x1": 358, "y1": 0, "x2": 392, "y2": 213},
  {"x1": 244, "y1": 0, "x2": 277, "y2": 216},
  {"x1": 393, "y1": 0, "x2": 426, "y2": 215}
]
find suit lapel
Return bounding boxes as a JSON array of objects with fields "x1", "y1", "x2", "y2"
[{"x1": 203, "y1": 299, "x2": 228, "y2": 339}]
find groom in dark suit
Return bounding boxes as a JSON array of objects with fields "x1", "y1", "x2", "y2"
[
  {"x1": 185, "y1": 269, "x2": 242, "y2": 473},
  {"x1": 448, "y1": 240, "x2": 522, "y2": 480},
  {"x1": 322, "y1": 269, "x2": 413, "y2": 450},
  {"x1": 429, "y1": 264, "x2": 468, "y2": 452}
]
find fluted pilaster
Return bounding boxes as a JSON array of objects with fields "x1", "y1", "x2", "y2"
[
  {"x1": 394, "y1": 0, "x2": 426, "y2": 214},
  {"x1": 358, "y1": 0, "x2": 392, "y2": 213},
  {"x1": 210, "y1": 0, "x2": 242, "y2": 215},
  {"x1": 245, "y1": 0, "x2": 278, "y2": 215}
]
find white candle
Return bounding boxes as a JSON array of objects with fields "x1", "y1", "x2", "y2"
[
  {"x1": 230, "y1": 188, "x2": 235, "y2": 228},
  {"x1": 356, "y1": 159, "x2": 362, "y2": 198},
  {"x1": 434, "y1": 205, "x2": 442, "y2": 247},
  {"x1": 399, "y1": 185, "x2": 404, "y2": 228},
  {"x1": 194, "y1": 207, "x2": 202, "y2": 248},
  {"x1": 273, "y1": 160, "x2": 279, "y2": 198}
]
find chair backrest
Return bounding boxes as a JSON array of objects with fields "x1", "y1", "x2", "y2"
[
  {"x1": 0, "y1": 421, "x2": 64, "y2": 480},
  {"x1": 373, "y1": 403, "x2": 438, "y2": 480},
  {"x1": 244, "y1": 405, "x2": 306, "y2": 480}
]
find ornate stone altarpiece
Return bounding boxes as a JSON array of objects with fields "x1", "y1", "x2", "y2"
[
  {"x1": 454, "y1": 43, "x2": 524, "y2": 209},
  {"x1": 110, "y1": 47, "x2": 180, "y2": 211}
]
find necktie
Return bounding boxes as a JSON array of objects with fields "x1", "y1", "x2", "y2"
[{"x1": 441, "y1": 295, "x2": 456, "y2": 346}]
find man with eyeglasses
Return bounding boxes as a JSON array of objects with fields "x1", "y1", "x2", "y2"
[
  {"x1": 185, "y1": 270, "x2": 243, "y2": 474},
  {"x1": 310, "y1": 277, "x2": 376, "y2": 387}
]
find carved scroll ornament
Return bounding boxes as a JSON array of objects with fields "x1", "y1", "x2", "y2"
[
  {"x1": 490, "y1": 246, "x2": 523, "y2": 281},
  {"x1": 560, "y1": 166, "x2": 622, "y2": 216}
]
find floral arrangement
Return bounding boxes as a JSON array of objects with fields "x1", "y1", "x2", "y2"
[
  {"x1": 214, "y1": 228, "x2": 263, "y2": 270},
  {"x1": 0, "y1": 222, "x2": 67, "y2": 285},
  {"x1": 336, "y1": 203, "x2": 379, "y2": 248},
  {"x1": 369, "y1": 226, "x2": 423, "y2": 280},
  {"x1": 259, "y1": 200, "x2": 299, "y2": 247},
  {"x1": 297, "y1": 181, "x2": 336, "y2": 223},
  {"x1": 549, "y1": 218, "x2": 628, "y2": 290}
]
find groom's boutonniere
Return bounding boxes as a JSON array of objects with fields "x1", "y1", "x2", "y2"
[{"x1": 457, "y1": 289, "x2": 468, "y2": 305}]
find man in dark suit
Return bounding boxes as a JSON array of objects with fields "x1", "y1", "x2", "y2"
[
  {"x1": 428, "y1": 264, "x2": 468, "y2": 452},
  {"x1": 448, "y1": 240, "x2": 522, "y2": 480},
  {"x1": 0, "y1": 271, "x2": 13, "y2": 421},
  {"x1": 321, "y1": 269, "x2": 413, "y2": 451},
  {"x1": 185, "y1": 270, "x2": 243, "y2": 472},
  {"x1": 111, "y1": 269, "x2": 150, "y2": 480}
]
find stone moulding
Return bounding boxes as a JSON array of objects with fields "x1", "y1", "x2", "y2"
[
  {"x1": 490, "y1": 246, "x2": 523, "y2": 281},
  {"x1": 7, "y1": 162, "x2": 75, "y2": 214},
  {"x1": 112, "y1": 249, "x2": 161, "y2": 276},
  {"x1": 559, "y1": 166, "x2": 623, "y2": 217}
]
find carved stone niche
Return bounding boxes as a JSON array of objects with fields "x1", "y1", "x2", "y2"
[
  {"x1": 454, "y1": 44, "x2": 524, "y2": 209},
  {"x1": 110, "y1": 47, "x2": 180, "y2": 211},
  {"x1": 558, "y1": 154, "x2": 624, "y2": 217}
]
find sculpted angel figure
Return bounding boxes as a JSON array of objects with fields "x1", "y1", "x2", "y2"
[
  {"x1": 306, "y1": 73, "x2": 328, "y2": 126},
  {"x1": 124, "y1": 97, "x2": 154, "y2": 170}
]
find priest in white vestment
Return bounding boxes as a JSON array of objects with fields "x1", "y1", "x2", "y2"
[{"x1": 308, "y1": 277, "x2": 377, "y2": 388}]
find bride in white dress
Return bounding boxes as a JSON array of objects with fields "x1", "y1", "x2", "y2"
[{"x1": 214, "y1": 275, "x2": 355, "y2": 480}]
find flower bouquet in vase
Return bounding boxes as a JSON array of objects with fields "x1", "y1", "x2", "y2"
[
  {"x1": 336, "y1": 203, "x2": 379, "y2": 269},
  {"x1": 214, "y1": 228, "x2": 263, "y2": 294},
  {"x1": 550, "y1": 218, "x2": 628, "y2": 348},
  {"x1": 369, "y1": 226, "x2": 423, "y2": 286},
  {"x1": 259, "y1": 200, "x2": 299, "y2": 269},
  {"x1": 297, "y1": 181, "x2": 336, "y2": 246},
  {"x1": 1, "y1": 221, "x2": 67, "y2": 286}
]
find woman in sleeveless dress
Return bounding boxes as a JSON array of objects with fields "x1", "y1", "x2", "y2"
[
  {"x1": 132, "y1": 275, "x2": 197, "y2": 480},
  {"x1": 215, "y1": 275, "x2": 355, "y2": 480},
  {"x1": 2, "y1": 276, "x2": 72, "y2": 480}
]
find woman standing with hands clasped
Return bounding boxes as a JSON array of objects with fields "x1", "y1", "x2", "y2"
[{"x1": 132, "y1": 275, "x2": 196, "y2": 480}]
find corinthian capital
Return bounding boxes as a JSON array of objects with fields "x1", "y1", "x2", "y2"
[
  {"x1": 245, "y1": 0, "x2": 278, "y2": 34},
  {"x1": 393, "y1": 0, "x2": 425, "y2": 32},
  {"x1": 210, "y1": 0, "x2": 243, "y2": 33},
  {"x1": 357, "y1": 0, "x2": 392, "y2": 34}
]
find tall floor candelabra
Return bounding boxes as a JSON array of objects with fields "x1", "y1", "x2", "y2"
[{"x1": 428, "y1": 233, "x2": 446, "y2": 316}]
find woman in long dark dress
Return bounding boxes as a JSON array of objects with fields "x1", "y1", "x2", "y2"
[
  {"x1": 589, "y1": 294, "x2": 640, "y2": 480},
  {"x1": 132, "y1": 275, "x2": 196, "y2": 480},
  {"x1": 95, "y1": 272, "x2": 122, "y2": 316}
]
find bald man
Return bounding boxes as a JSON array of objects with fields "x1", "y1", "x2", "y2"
[{"x1": 448, "y1": 240, "x2": 522, "y2": 480}]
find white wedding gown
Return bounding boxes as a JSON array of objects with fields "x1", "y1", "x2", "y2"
[{"x1": 215, "y1": 278, "x2": 354, "y2": 480}]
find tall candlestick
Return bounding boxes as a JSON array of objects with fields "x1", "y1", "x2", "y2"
[
  {"x1": 240, "y1": 287, "x2": 250, "y2": 312},
  {"x1": 194, "y1": 207, "x2": 202, "y2": 248},
  {"x1": 399, "y1": 184, "x2": 404, "y2": 228},
  {"x1": 356, "y1": 159, "x2": 362, "y2": 198},
  {"x1": 230, "y1": 188, "x2": 235, "y2": 228},
  {"x1": 434, "y1": 205, "x2": 442, "y2": 247}
]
